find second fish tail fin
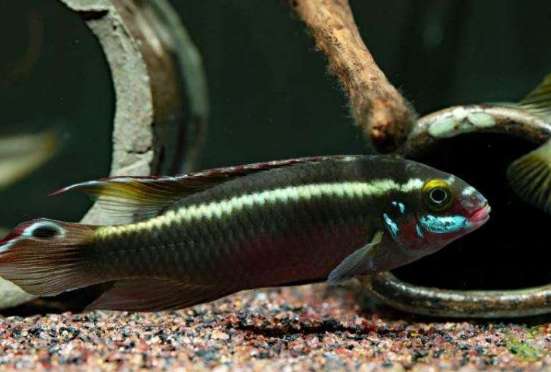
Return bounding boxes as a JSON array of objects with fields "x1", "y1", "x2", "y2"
[
  {"x1": 507, "y1": 140, "x2": 551, "y2": 213},
  {"x1": 506, "y1": 72, "x2": 551, "y2": 213},
  {"x1": 518, "y1": 72, "x2": 551, "y2": 122},
  {"x1": 0, "y1": 218, "x2": 102, "y2": 297}
]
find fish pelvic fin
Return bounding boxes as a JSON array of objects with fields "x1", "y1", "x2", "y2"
[
  {"x1": 50, "y1": 156, "x2": 339, "y2": 221},
  {"x1": 507, "y1": 140, "x2": 551, "y2": 214},
  {"x1": 86, "y1": 278, "x2": 234, "y2": 312},
  {"x1": 0, "y1": 219, "x2": 101, "y2": 297},
  {"x1": 519, "y1": 73, "x2": 551, "y2": 121}
]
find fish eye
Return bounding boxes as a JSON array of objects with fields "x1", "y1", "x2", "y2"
[
  {"x1": 25, "y1": 222, "x2": 63, "y2": 240},
  {"x1": 423, "y1": 179, "x2": 453, "y2": 211},
  {"x1": 32, "y1": 226, "x2": 59, "y2": 239},
  {"x1": 429, "y1": 188, "x2": 448, "y2": 204}
]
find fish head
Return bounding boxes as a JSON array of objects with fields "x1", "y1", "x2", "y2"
[{"x1": 382, "y1": 162, "x2": 490, "y2": 263}]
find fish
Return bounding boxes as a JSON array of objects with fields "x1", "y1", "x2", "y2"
[
  {"x1": 0, "y1": 130, "x2": 58, "y2": 190},
  {"x1": 0, "y1": 155, "x2": 490, "y2": 311}
]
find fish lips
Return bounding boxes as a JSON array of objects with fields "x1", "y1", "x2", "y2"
[{"x1": 468, "y1": 204, "x2": 491, "y2": 227}]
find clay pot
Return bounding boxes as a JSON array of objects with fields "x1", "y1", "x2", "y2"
[
  {"x1": 0, "y1": 0, "x2": 205, "y2": 312},
  {"x1": 363, "y1": 103, "x2": 551, "y2": 317}
]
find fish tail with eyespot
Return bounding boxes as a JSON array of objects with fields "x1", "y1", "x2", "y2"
[{"x1": 0, "y1": 218, "x2": 101, "y2": 297}]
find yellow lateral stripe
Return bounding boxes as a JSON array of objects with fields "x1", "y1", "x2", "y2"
[{"x1": 98, "y1": 179, "x2": 423, "y2": 237}]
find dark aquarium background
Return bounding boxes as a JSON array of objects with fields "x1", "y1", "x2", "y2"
[{"x1": 1, "y1": 0, "x2": 551, "y2": 290}]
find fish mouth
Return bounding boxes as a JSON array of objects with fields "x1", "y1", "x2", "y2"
[{"x1": 468, "y1": 204, "x2": 491, "y2": 226}]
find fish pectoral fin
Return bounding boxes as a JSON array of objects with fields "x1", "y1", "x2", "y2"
[
  {"x1": 507, "y1": 140, "x2": 551, "y2": 214},
  {"x1": 519, "y1": 73, "x2": 551, "y2": 120},
  {"x1": 327, "y1": 230, "x2": 384, "y2": 286},
  {"x1": 86, "y1": 278, "x2": 233, "y2": 312},
  {"x1": 50, "y1": 156, "x2": 336, "y2": 220}
]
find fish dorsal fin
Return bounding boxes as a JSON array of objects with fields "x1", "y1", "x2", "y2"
[
  {"x1": 86, "y1": 278, "x2": 233, "y2": 312},
  {"x1": 519, "y1": 73, "x2": 551, "y2": 120},
  {"x1": 52, "y1": 156, "x2": 339, "y2": 220}
]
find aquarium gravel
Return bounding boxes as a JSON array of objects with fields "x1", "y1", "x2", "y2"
[{"x1": 0, "y1": 284, "x2": 550, "y2": 370}]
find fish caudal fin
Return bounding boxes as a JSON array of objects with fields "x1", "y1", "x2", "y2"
[
  {"x1": 506, "y1": 73, "x2": 551, "y2": 213},
  {"x1": 0, "y1": 219, "x2": 101, "y2": 297},
  {"x1": 507, "y1": 141, "x2": 551, "y2": 214}
]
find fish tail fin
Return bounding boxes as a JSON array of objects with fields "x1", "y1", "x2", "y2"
[
  {"x1": 0, "y1": 218, "x2": 102, "y2": 297},
  {"x1": 507, "y1": 141, "x2": 551, "y2": 213}
]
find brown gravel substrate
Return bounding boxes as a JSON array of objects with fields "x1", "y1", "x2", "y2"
[{"x1": 1, "y1": 284, "x2": 550, "y2": 371}]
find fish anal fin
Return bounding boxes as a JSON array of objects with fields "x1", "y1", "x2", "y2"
[
  {"x1": 86, "y1": 279, "x2": 232, "y2": 312},
  {"x1": 327, "y1": 230, "x2": 384, "y2": 286},
  {"x1": 51, "y1": 156, "x2": 341, "y2": 221}
]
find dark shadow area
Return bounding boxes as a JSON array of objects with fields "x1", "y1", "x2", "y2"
[
  {"x1": 394, "y1": 133, "x2": 548, "y2": 290},
  {"x1": 234, "y1": 319, "x2": 361, "y2": 338}
]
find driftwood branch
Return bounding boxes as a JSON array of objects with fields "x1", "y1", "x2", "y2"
[{"x1": 291, "y1": 0, "x2": 416, "y2": 152}]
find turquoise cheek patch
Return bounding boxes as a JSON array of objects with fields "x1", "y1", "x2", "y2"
[
  {"x1": 419, "y1": 214, "x2": 469, "y2": 234},
  {"x1": 383, "y1": 213, "x2": 400, "y2": 239}
]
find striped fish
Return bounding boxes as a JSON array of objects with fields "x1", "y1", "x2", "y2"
[{"x1": 0, "y1": 155, "x2": 490, "y2": 311}]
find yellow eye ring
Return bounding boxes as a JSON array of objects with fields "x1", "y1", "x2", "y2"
[{"x1": 422, "y1": 179, "x2": 453, "y2": 211}]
